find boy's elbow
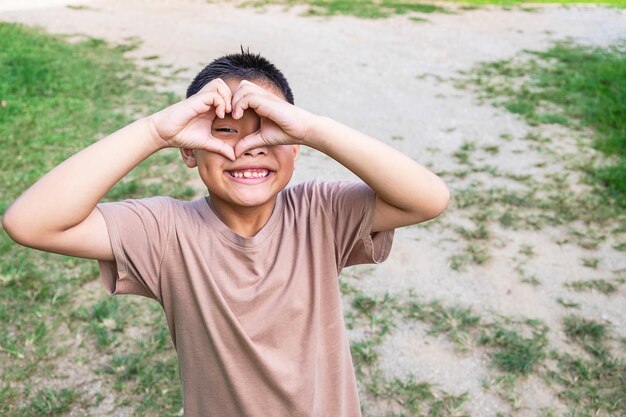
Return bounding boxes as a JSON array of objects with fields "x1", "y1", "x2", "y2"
[
  {"x1": 3, "y1": 207, "x2": 22, "y2": 243},
  {"x1": 3, "y1": 206, "x2": 34, "y2": 247},
  {"x1": 415, "y1": 183, "x2": 450, "y2": 223},
  {"x1": 428, "y1": 184, "x2": 450, "y2": 220}
]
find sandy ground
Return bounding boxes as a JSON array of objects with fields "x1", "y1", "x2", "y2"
[{"x1": 2, "y1": 1, "x2": 625, "y2": 416}]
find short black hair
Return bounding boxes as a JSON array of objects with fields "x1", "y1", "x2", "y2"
[{"x1": 186, "y1": 48, "x2": 294, "y2": 104}]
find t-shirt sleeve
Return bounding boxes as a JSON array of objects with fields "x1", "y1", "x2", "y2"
[
  {"x1": 96, "y1": 197, "x2": 173, "y2": 302},
  {"x1": 314, "y1": 181, "x2": 394, "y2": 270}
]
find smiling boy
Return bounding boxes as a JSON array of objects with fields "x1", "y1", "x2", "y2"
[{"x1": 3, "y1": 51, "x2": 450, "y2": 417}]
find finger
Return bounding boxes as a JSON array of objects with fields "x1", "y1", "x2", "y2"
[
  {"x1": 231, "y1": 79, "x2": 258, "y2": 103},
  {"x1": 233, "y1": 93, "x2": 273, "y2": 121},
  {"x1": 212, "y1": 78, "x2": 233, "y2": 114},
  {"x1": 191, "y1": 92, "x2": 225, "y2": 118},
  {"x1": 197, "y1": 79, "x2": 231, "y2": 117},
  {"x1": 234, "y1": 131, "x2": 266, "y2": 158},
  {"x1": 204, "y1": 138, "x2": 236, "y2": 161},
  {"x1": 231, "y1": 80, "x2": 266, "y2": 119}
]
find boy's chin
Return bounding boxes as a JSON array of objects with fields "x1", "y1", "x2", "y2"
[{"x1": 209, "y1": 187, "x2": 280, "y2": 210}]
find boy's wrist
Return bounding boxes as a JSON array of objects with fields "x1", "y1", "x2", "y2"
[
  {"x1": 142, "y1": 116, "x2": 170, "y2": 151},
  {"x1": 301, "y1": 115, "x2": 335, "y2": 153}
]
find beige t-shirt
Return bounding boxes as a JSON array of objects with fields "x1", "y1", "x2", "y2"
[{"x1": 97, "y1": 180, "x2": 394, "y2": 417}]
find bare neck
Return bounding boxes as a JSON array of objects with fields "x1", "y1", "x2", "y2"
[{"x1": 207, "y1": 196, "x2": 277, "y2": 238}]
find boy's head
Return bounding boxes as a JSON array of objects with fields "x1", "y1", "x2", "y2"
[
  {"x1": 181, "y1": 50, "x2": 299, "y2": 214},
  {"x1": 186, "y1": 48, "x2": 294, "y2": 104}
]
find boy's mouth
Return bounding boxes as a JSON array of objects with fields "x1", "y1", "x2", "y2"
[{"x1": 226, "y1": 168, "x2": 272, "y2": 179}]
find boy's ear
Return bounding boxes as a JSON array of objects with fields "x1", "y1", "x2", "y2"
[
  {"x1": 180, "y1": 148, "x2": 198, "y2": 168},
  {"x1": 292, "y1": 144, "x2": 300, "y2": 161}
]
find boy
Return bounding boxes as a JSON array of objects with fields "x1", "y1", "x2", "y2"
[{"x1": 3, "y1": 51, "x2": 450, "y2": 416}]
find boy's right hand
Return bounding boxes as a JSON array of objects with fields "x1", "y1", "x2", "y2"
[{"x1": 147, "y1": 78, "x2": 236, "y2": 161}]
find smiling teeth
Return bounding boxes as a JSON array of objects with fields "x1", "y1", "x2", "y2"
[{"x1": 231, "y1": 170, "x2": 269, "y2": 178}]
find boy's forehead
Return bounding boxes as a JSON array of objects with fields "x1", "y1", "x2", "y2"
[{"x1": 222, "y1": 77, "x2": 287, "y2": 101}]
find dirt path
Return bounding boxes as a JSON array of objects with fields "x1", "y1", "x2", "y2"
[{"x1": 2, "y1": 1, "x2": 625, "y2": 415}]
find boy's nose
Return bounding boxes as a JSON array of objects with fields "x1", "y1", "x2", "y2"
[{"x1": 242, "y1": 145, "x2": 268, "y2": 157}]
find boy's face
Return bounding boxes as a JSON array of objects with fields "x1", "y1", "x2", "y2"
[{"x1": 181, "y1": 77, "x2": 299, "y2": 210}]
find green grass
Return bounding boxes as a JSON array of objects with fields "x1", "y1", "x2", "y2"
[
  {"x1": 19, "y1": 388, "x2": 80, "y2": 417},
  {"x1": 465, "y1": 42, "x2": 626, "y2": 207},
  {"x1": 238, "y1": 0, "x2": 446, "y2": 18},
  {"x1": 563, "y1": 315, "x2": 607, "y2": 344},
  {"x1": 0, "y1": 22, "x2": 192, "y2": 416},
  {"x1": 405, "y1": 300, "x2": 481, "y2": 350},
  {"x1": 565, "y1": 278, "x2": 622, "y2": 294},
  {"x1": 236, "y1": 0, "x2": 626, "y2": 18},
  {"x1": 547, "y1": 315, "x2": 625, "y2": 416}
]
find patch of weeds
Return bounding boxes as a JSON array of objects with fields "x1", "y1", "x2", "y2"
[
  {"x1": 71, "y1": 297, "x2": 131, "y2": 349},
  {"x1": 521, "y1": 275, "x2": 541, "y2": 286},
  {"x1": 562, "y1": 315, "x2": 607, "y2": 345},
  {"x1": 115, "y1": 36, "x2": 143, "y2": 53},
  {"x1": 99, "y1": 323, "x2": 182, "y2": 415},
  {"x1": 18, "y1": 388, "x2": 80, "y2": 417},
  {"x1": 564, "y1": 278, "x2": 619, "y2": 295},
  {"x1": 482, "y1": 144, "x2": 500, "y2": 154},
  {"x1": 455, "y1": 221, "x2": 489, "y2": 240},
  {"x1": 391, "y1": 135, "x2": 403, "y2": 141},
  {"x1": 452, "y1": 140, "x2": 477, "y2": 165},
  {"x1": 349, "y1": 293, "x2": 397, "y2": 341},
  {"x1": 613, "y1": 241, "x2": 626, "y2": 251},
  {"x1": 483, "y1": 373, "x2": 521, "y2": 409},
  {"x1": 0, "y1": 22, "x2": 194, "y2": 416},
  {"x1": 66, "y1": 4, "x2": 93, "y2": 10},
  {"x1": 451, "y1": 179, "x2": 623, "y2": 240},
  {"x1": 237, "y1": 0, "x2": 446, "y2": 19},
  {"x1": 351, "y1": 339, "x2": 380, "y2": 367},
  {"x1": 556, "y1": 298, "x2": 580, "y2": 309},
  {"x1": 449, "y1": 242, "x2": 491, "y2": 271},
  {"x1": 365, "y1": 373, "x2": 469, "y2": 417},
  {"x1": 581, "y1": 257, "x2": 600, "y2": 269},
  {"x1": 479, "y1": 322, "x2": 548, "y2": 375},
  {"x1": 405, "y1": 300, "x2": 481, "y2": 350},
  {"x1": 518, "y1": 244, "x2": 535, "y2": 257},
  {"x1": 514, "y1": 262, "x2": 538, "y2": 283},
  {"x1": 547, "y1": 350, "x2": 626, "y2": 416},
  {"x1": 565, "y1": 225, "x2": 606, "y2": 250},
  {"x1": 460, "y1": 41, "x2": 626, "y2": 207}
]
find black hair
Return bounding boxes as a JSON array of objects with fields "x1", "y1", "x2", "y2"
[{"x1": 186, "y1": 47, "x2": 294, "y2": 104}]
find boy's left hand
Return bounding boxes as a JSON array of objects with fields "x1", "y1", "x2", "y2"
[{"x1": 230, "y1": 80, "x2": 315, "y2": 157}]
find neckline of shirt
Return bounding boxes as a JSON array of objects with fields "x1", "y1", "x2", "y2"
[{"x1": 195, "y1": 192, "x2": 285, "y2": 249}]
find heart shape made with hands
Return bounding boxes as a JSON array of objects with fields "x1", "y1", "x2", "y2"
[
  {"x1": 208, "y1": 79, "x2": 301, "y2": 160},
  {"x1": 158, "y1": 78, "x2": 303, "y2": 162}
]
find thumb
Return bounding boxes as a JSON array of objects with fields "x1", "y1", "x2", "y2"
[{"x1": 234, "y1": 131, "x2": 267, "y2": 158}]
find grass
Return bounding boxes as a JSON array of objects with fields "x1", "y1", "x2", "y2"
[
  {"x1": 0, "y1": 22, "x2": 191, "y2": 416},
  {"x1": 440, "y1": 39, "x2": 626, "y2": 276},
  {"x1": 345, "y1": 281, "x2": 626, "y2": 416},
  {"x1": 479, "y1": 322, "x2": 549, "y2": 375},
  {"x1": 405, "y1": 300, "x2": 481, "y2": 350},
  {"x1": 237, "y1": 0, "x2": 446, "y2": 18},
  {"x1": 235, "y1": 0, "x2": 626, "y2": 18},
  {"x1": 463, "y1": 42, "x2": 626, "y2": 207},
  {"x1": 546, "y1": 316, "x2": 625, "y2": 416},
  {"x1": 565, "y1": 278, "x2": 622, "y2": 294}
]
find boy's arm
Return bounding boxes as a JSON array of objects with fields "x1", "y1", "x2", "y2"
[
  {"x1": 3, "y1": 79, "x2": 235, "y2": 260},
  {"x1": 232, "y1": 81, "x2": 450, "y2": 232},
  {"x1": 295, "y1": 117, "x2": 449, "y2": 232}
]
